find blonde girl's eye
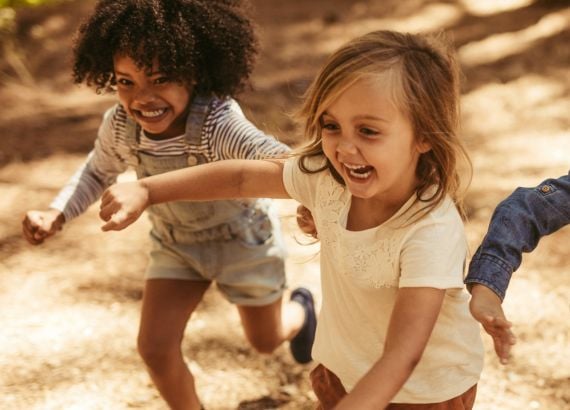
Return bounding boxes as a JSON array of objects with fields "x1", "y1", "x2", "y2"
[
  {"x1": 322, "y1": 123, "x2": 339, "y2": 132},
  {"x1": 359, "y1": 126, "x2": 379, "y2": 137},
  {"x1": 320, "y1": 117, "x2": 340, "y2": 133}
]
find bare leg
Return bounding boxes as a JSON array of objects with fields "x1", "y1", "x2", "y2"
[
  {"x1": 138, "y1": 278, "x2": 210, "y2": 410},
  {"x1": 237, "y1": 296, "x2": 305, "y2": 354}
]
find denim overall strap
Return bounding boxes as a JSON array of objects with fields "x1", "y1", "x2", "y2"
[
  {"x1": 186, "y1": 95, "x2": 212, "y2": 144},
  {"x1": 123, "y1": 109, "x2": 141, "y2": 165},
  {"x1": 183, "y1": 94, "x2": 213, "y2": 166},
  {"x1": 178, "y1": 94, "x2": 276, "y2": 245}
]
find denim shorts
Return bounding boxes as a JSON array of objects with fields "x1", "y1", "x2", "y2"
[{"x1": 145, "y1": 224, "x2": 287, "y2": 306}]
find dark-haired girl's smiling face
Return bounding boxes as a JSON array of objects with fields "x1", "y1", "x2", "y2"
[{"x1": 113, "y1": 54, "x2": 192, "y2": 139}]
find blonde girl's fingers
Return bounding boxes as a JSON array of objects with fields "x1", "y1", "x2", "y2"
[
  {"x1": 99, "y1": 205, "x2": 110, "y2": 222},
  {"x1": 99, "y1": 201, "x2": 111, "y2": 221},
  {"x1": 99, "y1": 192, "x2": 111, "y2": 215},
  {"x1": 100, "y1": 189, "x2": 114, "y2": 208},
  {"x1": 101, "y1": 210, "x2": 130, "y2": 231},
  {"x1": 100, "y1": 216, "x2": 118, "y2": 232},
  {"x1": 99, "y1": 201, "x2": 120, "y2": 222}
]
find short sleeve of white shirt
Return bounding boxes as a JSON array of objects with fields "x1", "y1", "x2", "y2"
[{"x1": 283, "y1": 156, "x2": 321, "y2": 211}]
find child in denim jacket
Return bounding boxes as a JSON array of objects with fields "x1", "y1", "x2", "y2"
[{"x1": 466, "y1": 172, "x2": 570, "y2": 364}]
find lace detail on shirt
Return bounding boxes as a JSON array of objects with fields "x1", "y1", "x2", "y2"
[
  {"x1": 339, "y1": 237, "x2": 400, "y2": 289},
  {"x1": 317, "y1": 173, "x2": 401, "y2": 289},
  {"x1": 317, "y1": 175, "x2": 345, "y2": 249}
]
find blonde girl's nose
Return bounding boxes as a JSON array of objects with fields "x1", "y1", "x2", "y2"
[{"x1": 337, "y1": 137, "x2": 358, "y2": 154}]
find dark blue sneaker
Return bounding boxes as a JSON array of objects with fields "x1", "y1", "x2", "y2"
[{"x1": 289, "y1": 287, "x2": 317, "y2": 364}]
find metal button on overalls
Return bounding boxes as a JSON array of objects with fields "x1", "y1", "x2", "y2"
[{"x1": 187, "y1": 155, "x2": 198, "y2": 166}]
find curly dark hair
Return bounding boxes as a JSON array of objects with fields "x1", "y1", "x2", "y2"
[{"x1": 72, "y1": 0, "x2": 258, "y2": 96}]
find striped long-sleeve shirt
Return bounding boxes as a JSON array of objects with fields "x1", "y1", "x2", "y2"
[{"x1": 50, "y1": 96, "x2": 290, "y2": 221}]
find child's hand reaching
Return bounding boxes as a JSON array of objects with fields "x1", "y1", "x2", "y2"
[
  {"x1": 22, "y1": 209, "x2": 65, "y2": 245},
  {"x1": 469, "y1": 284, "x2": 516, "y2": 364},
  {"x1": 296, "y1": 205, "x2": 318, "y2": 239},
  {"x1": 99, "y1": 181, "x2": 150, "y2": 231}
]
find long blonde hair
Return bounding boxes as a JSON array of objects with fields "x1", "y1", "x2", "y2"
[{"x1": 295, "y1": 30, "x2": 472, "y2": 219}]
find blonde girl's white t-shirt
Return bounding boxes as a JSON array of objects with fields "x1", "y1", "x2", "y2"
[{"x1": 283, "y1": 156, "x2": 483, "y2": 404}]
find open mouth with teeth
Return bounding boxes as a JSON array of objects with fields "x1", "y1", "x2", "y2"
[
  {"x1": 134, "y1": 108, "x2": 168, "y2": 121},
  {"x1": 344, "y1": 163, "x2": 374, "y2": 180}
]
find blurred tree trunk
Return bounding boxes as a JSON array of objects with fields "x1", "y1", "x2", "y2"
[{"x1": 0, "y1": 7, "x2": 34, "y2": 85}]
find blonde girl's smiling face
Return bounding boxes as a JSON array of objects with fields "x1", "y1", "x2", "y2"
[
  {"x1": 113, "y1": 54, "x2": 192, "y2": 139},
  {"x1": 321, "y1": 75, "x2": 430, "y2": 208}
]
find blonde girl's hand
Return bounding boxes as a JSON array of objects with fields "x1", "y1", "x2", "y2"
[
  {"x1": 469, "y1": 284, "x2": 516, "y2": 364},
  {"x1": 22, "y1": 209, "x2": 65, "y2": 245},
  {"x1": 99, "y1": 181, "x2": 150, "y2": 231}
]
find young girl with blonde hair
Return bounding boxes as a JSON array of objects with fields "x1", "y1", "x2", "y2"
[{"x1": 99, "y1": 30, "x2": 484, "y2": 409}]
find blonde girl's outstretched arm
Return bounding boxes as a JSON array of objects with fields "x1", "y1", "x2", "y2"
[
  {"x1": 335, "y1": 287, "x2": 445, "y2": 410},
  {"x1": 99, "y1": 159, "x2": 289, "y2": 231}
]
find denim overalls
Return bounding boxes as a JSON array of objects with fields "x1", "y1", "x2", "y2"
[{"x1": 124, "y1": 95, "x2": 287, "y2": 306}]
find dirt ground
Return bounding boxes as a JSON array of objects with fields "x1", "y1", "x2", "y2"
[{"x1": 0, "y1": 0, "x2": 569, "y2": 409}]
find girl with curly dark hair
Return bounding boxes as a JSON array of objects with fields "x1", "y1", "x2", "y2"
[{"x1": 22, "y1": 1, "x2": 316, "y2": 408}]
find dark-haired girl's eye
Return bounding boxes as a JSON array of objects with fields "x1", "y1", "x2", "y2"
[
  {"x1": 154, "y1": 77, "x2": 170, "y2": 85},
  {"x1": 116, "y1": 78, "x2": 133, "y2": 86}
]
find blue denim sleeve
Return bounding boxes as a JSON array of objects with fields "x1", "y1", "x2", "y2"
[{"x1": 466, "y1": 172, "x2": 570, "y2": 300}]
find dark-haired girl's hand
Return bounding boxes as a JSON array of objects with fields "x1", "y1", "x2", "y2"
[{"x1": 22, "y1": 209, "x2": 65, "y2": 245}]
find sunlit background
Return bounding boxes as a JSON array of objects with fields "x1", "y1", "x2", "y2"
[{"x1": 1, "y1": 0, "x2": 568, "y2": 409}]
